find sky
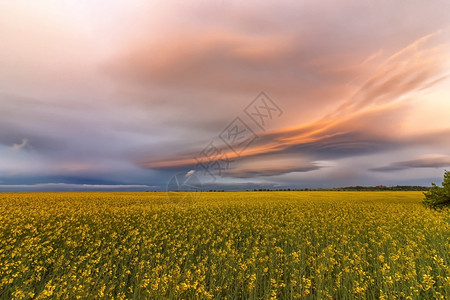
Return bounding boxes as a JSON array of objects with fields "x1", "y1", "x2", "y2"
[{"x1": 1, "y1": 0, "x2": 450, "y2": 191}]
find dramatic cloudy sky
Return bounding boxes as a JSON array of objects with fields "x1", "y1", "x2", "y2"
[{"x1": 1, "y1": 0, "x2": 450, "y2": 191}]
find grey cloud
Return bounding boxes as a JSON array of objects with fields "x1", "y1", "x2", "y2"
[{"x1": 10, "y1": 138, "x2": 29, "y2": 152}]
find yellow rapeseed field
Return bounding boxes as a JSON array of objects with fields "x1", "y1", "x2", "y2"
[{"x1": 0, "y1": 191, "x2": 448, "y2": 299}]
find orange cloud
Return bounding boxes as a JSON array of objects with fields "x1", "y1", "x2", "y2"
[{"x1": 137, "y1": 32, "x2": 450, "y2": 177}]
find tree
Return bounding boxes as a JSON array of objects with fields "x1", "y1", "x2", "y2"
[{"x1": 423, "y1": 171, "x2": 450, "y2": 208}]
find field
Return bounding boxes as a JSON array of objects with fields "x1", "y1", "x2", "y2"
[{"x1": 0, "y1": 191, "x2": 448, "y2": 299}]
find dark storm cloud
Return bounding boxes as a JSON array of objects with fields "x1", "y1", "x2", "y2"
[
  {"x1": 0, "y1": 183, "x2": 156, "y2": 192},
  {"x1": 371, "y1": 155, "x2": 450, "y2": 172},
  {"x1": 222, "y1": 164, "x2": 321, "y2": 179}
]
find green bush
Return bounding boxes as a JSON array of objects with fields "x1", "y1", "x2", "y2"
[{"x1": 423, "y1": 171, "x2": 450, "y2": 208}]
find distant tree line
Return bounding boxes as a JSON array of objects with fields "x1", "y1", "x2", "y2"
[
  {"x1": 248, "y1": 186, "x2": 431, "y2": 192},
  {"x1": 146, "y1": 186, "x2": 433, "y2": 193}
]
